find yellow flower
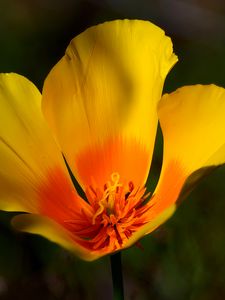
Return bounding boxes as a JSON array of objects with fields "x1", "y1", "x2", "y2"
[{"x1": 0, "y1": 20, "x2": 225, "y2": 261}]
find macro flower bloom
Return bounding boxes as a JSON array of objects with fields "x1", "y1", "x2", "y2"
[{"x1": 1, "y1": 20, "x2": 225, "y2": 261}]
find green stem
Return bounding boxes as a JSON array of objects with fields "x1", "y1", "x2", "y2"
[{"x1": 110, "y1": 252, "x2": 124, "y2": 300}]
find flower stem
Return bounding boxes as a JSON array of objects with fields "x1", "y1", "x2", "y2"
[{"x1": 110, "y1": 252, "x2": 124, "y2": 300}]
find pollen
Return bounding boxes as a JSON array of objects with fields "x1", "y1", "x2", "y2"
[{"x1": 65, "y1": 173, "x2": 154, "y2": 254}]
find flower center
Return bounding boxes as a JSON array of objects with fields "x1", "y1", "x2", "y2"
[{"x1": 66, "y1": 173, "x2": 153, "y2": 254}]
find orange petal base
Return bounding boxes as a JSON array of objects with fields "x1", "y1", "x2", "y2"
[{"x1": 75, "y1": 136, "x2": 151, "y2": 189}]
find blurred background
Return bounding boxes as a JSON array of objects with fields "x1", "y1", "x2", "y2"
[{"x1": 0, "y1": 0, "x2": 225, "y2": 299}]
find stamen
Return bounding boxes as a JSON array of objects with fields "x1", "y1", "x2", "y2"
[{"x1": 67, "y1": 172, "x2": 153, "y2": 254}]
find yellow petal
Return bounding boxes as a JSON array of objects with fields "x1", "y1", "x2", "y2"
[
  {"x1": 154, "y1": 84, "x2": 225, "y2": 211},
  {"x1": 0, "y1": 73, "x2": 77, "y2": 212},
  {"x1": 42, "y1": 19, "x2": 177, "y2": 189},
  {"x1": 12, "y1": 214, "x2": 102, "y2": 261}
]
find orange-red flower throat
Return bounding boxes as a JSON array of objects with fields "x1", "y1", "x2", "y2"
[{"x1": 40, "y1": 169, "x2": 154, "y2": 255}]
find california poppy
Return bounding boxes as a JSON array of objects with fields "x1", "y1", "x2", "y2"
[{"x1": 0, "y1": 20, "x2": 225, "y2": 261}]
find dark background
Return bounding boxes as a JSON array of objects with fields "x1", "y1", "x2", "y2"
[{"x1": 0, "y1": 0, "x2": 225, "y2": 299}]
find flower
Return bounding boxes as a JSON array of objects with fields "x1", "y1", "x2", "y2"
[{"x1": 0, "y1": 20, "x2": 225, "y2": 261}]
